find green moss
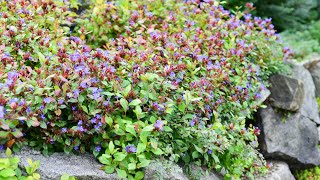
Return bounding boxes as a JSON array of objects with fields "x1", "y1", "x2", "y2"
[{"x1": 295, "y1": 166, "x2": 320, "y2": 180}]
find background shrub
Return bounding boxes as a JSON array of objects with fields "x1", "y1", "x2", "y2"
[{"x1": 225, "y1": 0, "x2": 319, "y2": 31}]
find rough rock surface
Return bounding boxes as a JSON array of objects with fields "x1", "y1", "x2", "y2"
[
  {"x1": 0, "y1": 147, "x2": 223, "y2": 180},
  {"x1": 306, "y1": 61, "x2": 320, "y2": 98},
  {"x1": 268, "y1": 74, "x2": 304, "y2": 111},
  {"x1": 256, "y1": 161, "x2": 295, "y2": 180},
  {"x1": 291, "y1": 64, "x2": 320, "y2": 124},
  {"x1": 185, "y1": 164, "x2": 222, "y2": 180},
  {"x1": 144, "y1": 160, "x2": 188, "y2": 180},
  {"x1": 257, "y1": 106, "x2": 320, "y2": 168},
  {"x1": 6, "y1": 147, "x2": 119, "y2": 180}
]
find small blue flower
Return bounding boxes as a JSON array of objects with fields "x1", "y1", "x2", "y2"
[
  {"x1": 95, "y1": 145, "x2": 101, "y2": 152},
  {"x1": 154, "y1": 120, "x2": 164, "y2": 131},
  {"x1": 44, "y1": 97, "x2": 51, "y2": 104},
  {"x1": 0, "y1": 106, "x2": 5, "y2": 119},
  {"x1": 125, "y1": 145, "x2": 136, "y2": 153},
  {"x1": 73, "y1": 89, "x2": 80, "y2": 98},
  {"x1": 61, "y1": 128, "x2": 67, "y2": 133}
]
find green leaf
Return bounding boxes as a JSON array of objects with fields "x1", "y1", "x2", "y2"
[
  {"x1": 136, "y1": 142, "x2": 146, "y2": 154},
  {"x1": 79, "y1": 94, "x2": 85, "y2": 103},
  {"x1": 141, "y1": 125, "x2": 154, "y2": 132},
  {"x1": 165, "y1": 107, "x2": 174, "y2": 114},
  {"x1": 120, "y1": 98, "x2": 128, "y2": 112},
  {"x1": 114, "y1": 152, "x2": 126, "y2": 161},
  {"x1": 104, "y1": 166, "x2": 115, "y2": 174},
  {"x1": 193, "y1": 144, "x2": 204, "y2": 154},
  {"x1": 128, "y1": 163, "x2": 136, "y2": 170},
  {"x1": 125, "y1": 124, "x2": 137, "y2": 137},
  {"x1": 81, "y1": 105, "x2": 88, "y2": 114},
  {"x1": 163, "y1": 126, "x2": 172, "y2": 132},
  {"x1": 11, "y1": 130, "x2": 23, "y2": 138},
  {"x1": 108, "y1": 141, "x2": 115, "y2": 153},
  {"x1": 37, "y1": 52, "x2": 46, "y2": 65},
  {"x1": 152, "y1": 148, "x2": 164, "y2": 155},
  {"x1": 178, "y1": 103, "x2": 186, "y2": 112},
  {"x1": 116, "y1": 168, "x2": 127, "y2": 178},
  {"x1": 105, "y1": 116, "x2": 113, "y2": 127},
  {"x1": 129, "y1": 99, "x2": 142, "y2": 106},
  {"x1": 137, "y1": 159, "x2": 150, "y2": 168},
  {"x1": 99, "y1": 154, "x2": 112, "y2": 165},
  {"x1": 5, "y1": 148, "x2": 12, "y2": 157},
  {"x1": 0, "y1": 131, "x2": 9, "y2": 138},
  {"x1": 135, "y1": 171, "x2": 144, "y2": 180},
  {"x1": 212, "y1": 154, "x2": 220, "y2": 163},
  {"x1": 124, "y1": 84, "x2": 131, "y2": 97},
  {"x1": 0, "y1": 168, "x2": 16, "y2": 177}
]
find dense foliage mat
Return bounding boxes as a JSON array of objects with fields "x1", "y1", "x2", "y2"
[{"x1": 0, "y1": 0, "x2": 289, "y2": 179}]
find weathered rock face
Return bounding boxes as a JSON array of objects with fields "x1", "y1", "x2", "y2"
[
  {"x1": 268, "y1": 74, "x2": 304, "y2": 111},
  {"x1": 144, "y1": 160, "x2": 189, "y2": 180},
  {"x1": 185, "y1": 164, "x2": 222, "y2": 180},
  {"x1": 256, "y1": 161, "x2": 295, "y2": 180},
  {"x1": 290, "y1": 64, "x2": 320, "y2": 124},
  {"x1": 7, "y1": 147, "x2": 118, "y2": 180},
  {"x1": 0, "y1": 147, "x2": 223, "y2": 180},
  {"x1": 257, "y1": 106, "x2": 320, "y2": 168},
  {"x1": 307, "y1": 61, "x2": 320, "y2": 98}
]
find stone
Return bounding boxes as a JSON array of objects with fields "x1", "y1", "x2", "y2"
[
  {"x1": 185, "y1": 164, "x2": 222, "y2": 180},
  {"x1": 290, "y1": 64, "x2": 320, "y2": 124},
  {"x1": 318, "y1": 126, "x2": 320, "y2": 143},
  {"x1": 256, "y1": 161, "x2": 295, "y2": 180},
  {"x1": 268, "y1": 74, "x2": 304, "y2": 111},
  {"x1": 256, "y1": 106, "x2": 320, "y2": 168},
  {"x1": 5, "y1": 147, "x2": 119, "y2": 180},
  {"x1": 299, "y1": 53, "x2": 320, "y2": 69},
  {"x1": 1, "y1": 147, "x2": 221, "y2": 180},
  {"x1": 144, "y1": 160, "x2": 188, "y2": 180},
  {"x1": 306, "y1": 61, "x2": 320, "y2": 98}
]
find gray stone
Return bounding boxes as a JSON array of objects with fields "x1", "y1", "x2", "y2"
[
  {"x1": 256, "y1": 161, "x2": 295, "y2": 180},
  {"x1": 299, "y1": 53, "x2": 320, "y2": 69},
  {"x1": 10, "y1": 147, "x2": 119, "y2": 180},
  {"x1": 2, "y1": 148, "x2": 222, "y2": 180},
  {"x1": 291, "y1": 64, "x2": 320, "y2": 124},
  {"x1": 306, "y1": 61, "x2": 320, "y2": 98},
  {"x1": 144, "y1": 160, "x2": 188, "y2": 180},
  {"x1": 318, "y1": 126, "x2": 320, "y2": 143},
  {"x1": 257, "y1": 106, "x2": 320, "y2": 168},
  {"x1": 268, "y1": 74, "x2": 304, "y2": 111},
  {"x1": 185, "y1": 164, "x2": 222, "y2": 180}
]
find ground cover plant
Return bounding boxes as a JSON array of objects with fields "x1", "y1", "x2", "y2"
[{"x1": 0, "y1": 0, "x2": 289, "y2": 179}]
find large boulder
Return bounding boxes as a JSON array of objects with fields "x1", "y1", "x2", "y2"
[
  {"x1": 256, "y1": 106, "x2": 320, "y2": 168},
  {"x1": 290, "y1": 64, "x2": 320, "y2": 124},
  {"x1": 256, "y1": 161, "x2": 295, "y2": 180},
  {"x1": 268, "y1": 74, "x2": 304, "y2": 111}
]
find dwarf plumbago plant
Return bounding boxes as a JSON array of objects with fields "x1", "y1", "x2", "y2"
[{"x1": 0, "y1": 0, "x2": 290, "y2": 179}]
